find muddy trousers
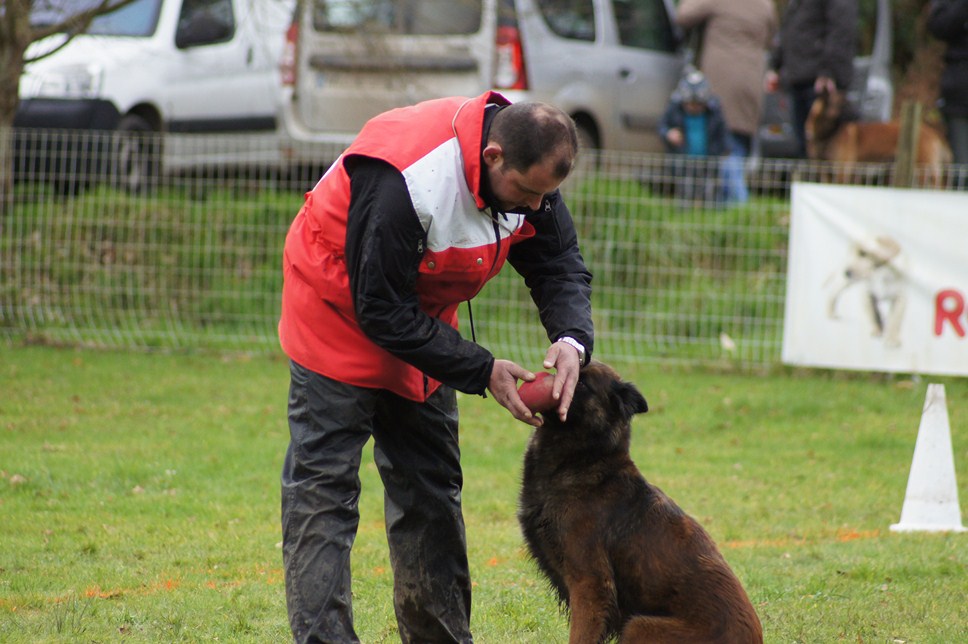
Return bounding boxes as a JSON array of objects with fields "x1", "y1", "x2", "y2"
[{"x1": 281, "y1": 361, "x2": 473, "y2": 644}]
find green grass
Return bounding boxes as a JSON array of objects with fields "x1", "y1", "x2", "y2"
[{"x1": 2, "y1": 345, "x2": 967, "y2": 642}]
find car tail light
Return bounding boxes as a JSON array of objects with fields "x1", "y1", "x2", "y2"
[
  {"x1": 280, "y1": 20, "x2": 299, "y2": 87},
  {"x1": 494, "y1": 25, "x2": 527, "y2": 90}
]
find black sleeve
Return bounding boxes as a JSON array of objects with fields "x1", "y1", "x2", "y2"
[
  {"x1": 823, "y1": 0, "x2": 858, "y2": 88},
  {"x1": 659, "y1": 101, "x2": 679, "y2": 139},
  {"x1": 769, "y1": 43, "x2": 782, "y2": 73},
  {"x1": 507, "y1": 190, "x2": 594, "y2": 361},
  {"x1": 928, "y1": 0, "x2": 968, "y2": 43},
  {"x1": 344, "y1": 157, "x2": 494, "y2": 395}
]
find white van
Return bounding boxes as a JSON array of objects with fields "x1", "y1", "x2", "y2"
[
  {"x1": 277, "y1": 0, "x2": 683, "y2": 170},
  {"x1": 15, "y1": 0, "x2": 294, "y2": 191}
]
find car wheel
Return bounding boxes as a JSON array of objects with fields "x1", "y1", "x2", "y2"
[
  {"x1": 113, "y1": 114, "x2": 160, "y2": 193},
  {"x1": 571, "y1": 120, "x2": 601, "y2": 180},
  {"x1": 576, "y1": 121, "x2": 599, "y2": 152}
]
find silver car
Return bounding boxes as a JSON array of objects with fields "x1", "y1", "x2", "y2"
[{"x1": 277, "y1": 0, "x2": 684, "y2": 168}]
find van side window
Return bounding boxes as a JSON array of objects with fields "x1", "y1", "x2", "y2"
[
  {"x1": 313, "y1": 0, "x2": 482, "y2": 35},
  {"x1": 536, "y1": 0, "x2": 595, "y2": 42},
  {"x1": 612, "y1": 0, "x2": 676, "y2": 52},
  {"x1": 176, "y1": 0, "x2": 235, "y2": 48}
]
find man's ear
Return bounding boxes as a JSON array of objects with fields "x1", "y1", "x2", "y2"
[{"x1": 482, "y1": 143, "x2": 503, "y2": 168}]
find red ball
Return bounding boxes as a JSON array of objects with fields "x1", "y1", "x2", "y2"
[{"x1": 517, "y1": 372, "x2": 558, "y2": 413}]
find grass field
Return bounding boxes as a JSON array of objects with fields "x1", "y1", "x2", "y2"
[{"x1": 2, "y1": 345, "x2": 967, "y2": 643}]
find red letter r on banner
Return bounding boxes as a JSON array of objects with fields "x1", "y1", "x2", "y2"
[{"x1": 935, "y1": 289, "x2": 966, "y2": 337}]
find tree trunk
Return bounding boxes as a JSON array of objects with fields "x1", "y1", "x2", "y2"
[{"x1": 0, "y1": 0, "x2": 32, "y2": 217}]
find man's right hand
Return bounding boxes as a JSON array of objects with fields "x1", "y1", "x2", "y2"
[
  {"x1": 487, "y1": 359, "x2": 542, "y2": 427},
  {"x1": 814, "y1": 75, "x2": 836, "y2": 94}
]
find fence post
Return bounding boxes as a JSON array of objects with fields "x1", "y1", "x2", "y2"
[
  {"x1": 0, "y1": 126, "x2": 12, "y2": 219},
  {"x1": 893, "y1": 101, "x2": 921, "y2": 188}
]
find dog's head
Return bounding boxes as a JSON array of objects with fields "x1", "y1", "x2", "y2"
[
  {"x1": 805, "y1": 88, "x2": 846, "y2": 159},
  {"x1": 843, "y1": 236, "x2": 901, "y2": 280},
  {"x1": 542, "y1": 361, "x2": 648, "y2": 450}
]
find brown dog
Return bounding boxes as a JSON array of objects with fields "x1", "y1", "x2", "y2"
[
  {"x1": 518, "y1": 362, "x2": 762, "y2": 643},
  {"x1": 805, "y1": 88, "x2": 952, "y2": 187}
]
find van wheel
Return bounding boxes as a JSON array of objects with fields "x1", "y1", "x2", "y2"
[
  {"x1": 113, "y1": 114, "x2": 160, "y2": 193},
  {"x1": 572, "y1": 120, "x2": 601, "y2": 179},
  {"x1": 576, "y1": 122, "x2": 599, "y2": 152}
]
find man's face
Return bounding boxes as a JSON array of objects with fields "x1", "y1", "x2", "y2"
[{"x1": 483, "y1": 145, "x2": 564, "y2": 212}]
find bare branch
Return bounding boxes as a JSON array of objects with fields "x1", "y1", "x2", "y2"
[{"x1": 25, "y1": 0, "x2": 143, "y2": 64}]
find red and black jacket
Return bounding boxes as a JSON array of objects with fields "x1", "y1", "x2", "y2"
[{"x1": 279, "y1": 92, "x2": 593, "y2": 401}]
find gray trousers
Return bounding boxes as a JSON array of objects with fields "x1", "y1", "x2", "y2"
[{"x1": 281, "y1": 361, "x2": 473, "y2": 644}]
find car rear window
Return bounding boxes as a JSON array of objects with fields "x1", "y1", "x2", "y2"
[
  {"x1": 613, "y1": 0, "x2": 677, "y2": 52},
  {"x1": 536, "y1": 0, "x2": 595, "y2": 42},
  {"x1": 313, "y1": 0, "x2": 482, "y2": 35}
]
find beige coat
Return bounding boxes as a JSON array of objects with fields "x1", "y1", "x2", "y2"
[{"x1": 676, "y1": 0, "x2": 778, "y2": 138}]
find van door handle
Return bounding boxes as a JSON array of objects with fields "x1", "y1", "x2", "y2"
[{"x1": 619, "y1": 68, "x2": 633, "y2": 80}]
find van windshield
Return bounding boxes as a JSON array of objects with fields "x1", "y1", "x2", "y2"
[
  {"x1": 29, "y1": 0, "x2": 162, "y2": 37},
  {"x1": 313, "y1": 0, "x2": 482, "y2": 35}
]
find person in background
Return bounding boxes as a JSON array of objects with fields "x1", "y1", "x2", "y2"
[
  {"x1": 675, "y1": 0, "x2": 778, "y2": 202},
  {"x1": 928, "y1": 0, "x2": 968, "y2": 166},
  {"x1": 765, "y1": 0, "x2": 858, "y2": 158},
  {"x1": 277, "y1": 92, "x2": 594, "y2": 644},
  {"x1": 659, "y1": 68, "x2": 733, "y2": 206}
]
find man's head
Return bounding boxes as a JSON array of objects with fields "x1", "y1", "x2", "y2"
[{"x1": 483, "y1": 102, "x2": 578, "y2": 212}]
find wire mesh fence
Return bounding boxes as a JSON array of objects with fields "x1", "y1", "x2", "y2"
[{"x1": 2, "y1": 127, "x2": 966, "y2": 370}]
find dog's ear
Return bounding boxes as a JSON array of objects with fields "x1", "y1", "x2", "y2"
[{"x1": 613, "y1": 380, "x2": 648, "y2": 418}]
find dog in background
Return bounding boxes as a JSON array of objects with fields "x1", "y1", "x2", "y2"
[
  {"x1": 518, "y1": 362, "x2": 762, "y2": 643},
  {"x1": 805, "y1": 88, "x2": 951, "y2": 187}
]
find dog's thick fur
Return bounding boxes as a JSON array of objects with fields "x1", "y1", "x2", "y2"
[
  {"x1": 805, "y1": 88, "x2": 952, "y2": 187},
  {"x1": 518, "y1": 362, "x2": 762, "y2": 643}
]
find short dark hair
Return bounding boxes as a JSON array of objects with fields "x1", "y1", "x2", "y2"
[{"x1": 489, "y1": 102, "x2": 578, "y2": 180}]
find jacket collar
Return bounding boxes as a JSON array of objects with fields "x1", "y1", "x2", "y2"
[{"x1": 451, "y1": 91, "x2": 511, "y2": 210}]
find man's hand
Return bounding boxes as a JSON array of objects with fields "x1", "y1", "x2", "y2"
[
  {"x1": 543, "y1": 340, "x2": 582, "y2": 422},
  {"x1": 764, "y1": 70, "x2": 779, "y2": 93},
  {"x1": 814, "y1": 75, "x2": 836, "y2": 94},
  {"x1": 488, "y1": 359, "x2": 542, "y2": 427}
]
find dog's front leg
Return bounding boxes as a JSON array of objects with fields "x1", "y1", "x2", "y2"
[{"x1": 566, "y1": 576, "x2": 616, "y2": 644}]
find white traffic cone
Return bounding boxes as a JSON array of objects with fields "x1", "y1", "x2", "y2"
[{"x1": 890, "y1": 384, "x2": 966, "y2": 533}]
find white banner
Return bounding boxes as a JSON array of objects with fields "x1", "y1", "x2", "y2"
[{"x1": 783, "y1": 183, "x2": 968, "y2": 376}]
